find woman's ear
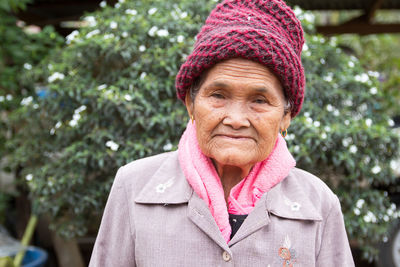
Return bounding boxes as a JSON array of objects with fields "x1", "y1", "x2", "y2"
[
  {"x1": 185, "y1": 92, "x2": 194, "y2": 118},
  {"x1": 280, "y1": 112, "x2": 291, "y2": 132}
]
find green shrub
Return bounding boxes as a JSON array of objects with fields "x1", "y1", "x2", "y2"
[{"x1": 8, "y1": 0, "x2": 399, "y2": 260}]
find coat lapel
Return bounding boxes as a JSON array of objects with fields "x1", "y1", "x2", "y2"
[
  {"x1": 188, "y1": 192, "x2": 231, "y2": 252},
  {"x1": 228, "y1": 193, "x2": 270, "y2": 246}
]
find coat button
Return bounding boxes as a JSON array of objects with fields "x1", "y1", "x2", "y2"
[{"x1": 222, "y1": 251, "x2": 231, "y2": 262}]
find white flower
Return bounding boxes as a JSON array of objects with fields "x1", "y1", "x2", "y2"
[
  {"x1": 368, "y1": 71, "x2": 380, "y2": 78},
  {"x1": 344, "y1": 120, "x2": 350, "y2": 126},
  {"x1": 372, "y1": 165, "x2": 381, "y2": 174},
  {"x1": 177, "y1": 35, "x2": 184, "y2": 43},
  {"x1": 343, "y1": 99, "x2": 353, "y2": 107},
  {"x1": 125, "y1": 9, "x2": 137, "y2": 16},
  {"x1": 0, "y1": 96, "x2": 4, "y2": 102},
  {"x1": 320, "y1": 58, "x2": 325, "y2": 64},
  {"x1": 84, "y1": 16, "x2": 97, "y2": 27},
  {"x1": 75, "y1": 105, "x2": 86, "y2": 113},
  {"x1": 163, "y1": 143, "x2": 173, "y2": 151},
  {"x1": 99, "y1": 1, "x2": 106, "y2": 7},
  {"x1": 106, "y1": 140, "x2": 119, "y2": 151},
  {"x1": 86, "y1": 29, "x2": 100, "y2": 38},
  {"x1": 24, "y1": 63, "x2": 32, "y2": 70},
  {"x1": 291, "y1": 202, "x2": 301, "y2": 211},
  {"x1": 156, "y1": 29, "x2": 169, "y2": 37},
  {"x1": 358, "y1": 103, "x2": 368, "y2": 112},
  {"x1": 293, "y1": 145, "x2": 300, "y2": 153},
  {"x1": 342, "y1": 137, "x2": 352, "y2": 147},
  {"x1": 69, "y1": 120, "x2": 78, "y2": 127},
  {"x1": 122, "y1": 31, "x2": 128, "y2": 38},
  {"x1": 324, "y1": 126, "x2": 331, "y2": 132},
  {"x1": 66, "y1": 30, "x2": 79, "y2": 44},
  {"x1": 98, "y1": 84, "x2": 107, "y2": 90},
  {"x1": 73, "y1": 113, "x2": 81, "y2": 121},
  {"x1": 303, "y1": 43, "x2": 309, "y2": 51},
  {"x1": 384, "y1": 215, "x2": 389, "y2": 222},
  {"x1": 333, "y1": 110, "x2": 340, "y2": 116},
  {"x1": 353, "y1": 208, "x2": 360, "y2": 215},
  {"x1": 285, "y1": 133, "x2": 295, "y2": 141},
  {"x1": 363, "y1": 211, "x2": 377, "y2": 223},
  {"x1": 139, "y1": 45, "x2": 146, "y2": 52},
  {"x1": 156, "y1": 183, "x2": 167, "y2": 193},
  {"x1": 50, "y1": 128, "x2": 55, "y2": 135},
  {"x1": 180, "y1": 11, "x2": 188, "y2": 18},
  {"x1": 391, "y1": 160, "x2": 400, "y2": 176},
  {"x1": 323, "y1": 73, "x2": 333, "y2": 82},
  {"x1": 103, "y1": 33, "x2": 115, "y2": 40},
  {"x1": 293, "y1": 6, "x2": 302, "y2": 16},
  {"x1": 110, "y1": 21, "x2": 118, "y2": 29},
  {"x1": 365, "y1": 118, "x2": 372, "y2": 127},
  {"x1": 140, "y1": 72, "x2": 147, "y2": 80},
  {"x1": 48, "y1": 72, "x2": 65, "y2": 83},
  {"x1": 118, "y1": 0, "x2": 125, "y2": 3},
  {"x1": 305, "y1": 13, "x2": 315, "y2": 23},
  {"x1": 55, "y1": 121, "x2": 62, "y2": 128},
  {"x1": 355, "y1": 73, "x2": 369, "y2": 83},
  {"x1": 148, "y1": 7, "x2": 158, "y2": 15},
  {"x1": 26, "y1": 174, "x2": 33, "y2": 181},
  {"x1": 21, "y1": 96, "x2": 33, "y2": 106},
  {"x1": 326, "y1": 104, "x2": 334, "y2": 112},
  {"x1": 348, "y1": 61, "x2": 355, "y2": 68},
  {"x1": 321, "y1": 132, "x2": 327, "y2": 139},
  {"x1": 124, "y1": 94, "x2": 132, "y2": 101},
  {"x1": 148, "y1": 26, "x2": 158, "y2": 37},
  {"x1": 33, "y1": 104, "x2": 39, "y2": 109},
  {"x1": 313, "y1": 121, "x2": 320, "y2": 127},
  {"x1": 370, "y1": 87, "x2": 378, "y2": 95},
  {"x1": 6, "y1": 94, "x2": 12, "y2": 101},
  {"x1": 306, "y1": 117, "x2": 313, "y2": 124},
  {"x1": 349, "y1": 145, "x2": 358, "y2": 154},
  {"x1": 388, "y1": 119, "x2": 395, "y2": 127},
  {"x1": 356, "y1": 199, "x2": 365, "y2": 209},
  {"x1": 114, "y1": 2, "x2": 120, "y2": 8},
  {"x1": 304, "y1": 112, "x2": 310, "y2": 117}
]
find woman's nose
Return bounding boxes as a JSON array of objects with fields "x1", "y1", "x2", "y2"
[{"x1": 222, "y1": 102, "x2": 250, "y2": 129}]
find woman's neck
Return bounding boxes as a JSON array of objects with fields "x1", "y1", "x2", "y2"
[{"x1": 212, "y1": 160, "x2": 253, "y2": 204}]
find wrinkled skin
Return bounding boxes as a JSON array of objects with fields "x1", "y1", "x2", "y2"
[{"x1": 185, "y1": 58, "x2": 291, "y2": 198}]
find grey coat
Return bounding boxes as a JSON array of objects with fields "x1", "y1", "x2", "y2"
[{"x1": 89, "y1": 151, "x2": 354, "y2": 266}]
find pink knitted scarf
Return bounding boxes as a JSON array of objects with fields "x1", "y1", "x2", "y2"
[{"x1": 178, "y1": 122, "x2": 296, "y2": 243}]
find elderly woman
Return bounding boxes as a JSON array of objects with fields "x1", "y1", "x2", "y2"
[{"x1": 90, "y1": 0, "x2": 354, "y2": 266}]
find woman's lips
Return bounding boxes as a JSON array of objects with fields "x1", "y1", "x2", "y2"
[{"x1": 214, "y1": 134, "x2": 254, "y2": 141}]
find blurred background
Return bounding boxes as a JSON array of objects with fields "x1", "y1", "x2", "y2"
[{"x1": 0, "y1": 0, "x2": 399, "y2": 266}]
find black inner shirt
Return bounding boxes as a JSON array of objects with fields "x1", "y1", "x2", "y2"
[{"x1": 228, "y1": 213, "x2": 248, "y2": 239}]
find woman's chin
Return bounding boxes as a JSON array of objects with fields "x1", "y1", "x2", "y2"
[{"x1": 208, "y1": 149, "x2": 259, "y2": 170}]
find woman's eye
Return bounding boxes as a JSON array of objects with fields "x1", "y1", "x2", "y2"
[
  {"x1": 211, "y1": 93, "x2": 225, "y2": 99},
  {"x1": 254, "y1": 98, "x2": 267, "y2": 104}
]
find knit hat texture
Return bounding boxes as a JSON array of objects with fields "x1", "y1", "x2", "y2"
[{"x1": 175, "y1": 0, "x2": 305, "y2": 117}]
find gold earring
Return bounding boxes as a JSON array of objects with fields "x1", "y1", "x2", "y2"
[
  {"x1": 191, "y1": 115, "x2": 194, "y2": 124},
  {"x1": 281, "y1": 129, "x2": 287, "y2": 138}
]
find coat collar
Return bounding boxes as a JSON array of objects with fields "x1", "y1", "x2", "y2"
[
  {"x1": 134, "y1": 151, "x2": 193, "y2": 204},
  {"x1": 134, "y1": 151, "x2": 322, "y2": 221}
]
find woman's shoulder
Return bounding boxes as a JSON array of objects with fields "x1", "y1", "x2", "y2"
[
  {"x1": 287, "y1": 168, "x2": 335, "y2": 197},
  {"x1": 275, "y1": 168, "x2": 342, "y2": 220},
  {"x1": 115, "y1": 151, "x2": 179, "y2": 195}
]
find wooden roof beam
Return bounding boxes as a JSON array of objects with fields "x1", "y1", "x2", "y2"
[
  {"x1": 366, "y1": 0, "x2": 384, "y2": 23},
  {"x1": 317, "y1": 23, "x2": 400, "y2": 35}
]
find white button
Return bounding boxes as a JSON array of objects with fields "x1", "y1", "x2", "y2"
[{"x1": 222, "y1": 251, "x2": 231, "y2": 262}]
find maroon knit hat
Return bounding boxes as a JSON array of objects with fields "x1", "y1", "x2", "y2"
[{"x1": 175, "y1": 0, "x2": 305, "y2": 117}]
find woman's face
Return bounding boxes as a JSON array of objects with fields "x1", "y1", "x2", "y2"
[{"x1": 185, "y1": 58, "x2": 291, "y2": 172}]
